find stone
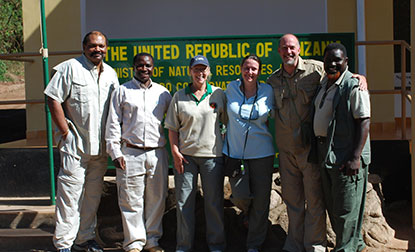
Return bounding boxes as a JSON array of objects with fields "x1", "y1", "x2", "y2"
[
  {"x1": 362, "y1": 183, "x2": 395, "y2": 248},
  {"x1": 96, "y1": 176, "x2": 397, "y2": 251}
]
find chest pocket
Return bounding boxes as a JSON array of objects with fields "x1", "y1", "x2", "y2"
[
  {"x1": 274, "y1": 82, "x2": 290, "y2": 109},
  {"x1": 297, "y1": 72, "x2": 320, "y2": 104},
  {"x1": 71, "y1": 78, "x2": 89, "y2": 103}
]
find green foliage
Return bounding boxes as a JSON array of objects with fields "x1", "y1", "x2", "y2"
[
  {"x1": 0, "y1": 0, "x2": 23, "y2": 53},
  {"x1": 0, "y1": 0, "x2": 23, "y2": 81},
  {"x1": 0, "y1": 61, "x2": 6, "y2": 81},
  {"x1": 0, "y1": 60, "x2": 23, "y2": 82}
]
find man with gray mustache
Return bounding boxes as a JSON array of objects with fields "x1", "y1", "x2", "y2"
[{"x1": 267, "y1": 33, "x2": 326, "y2": 252}]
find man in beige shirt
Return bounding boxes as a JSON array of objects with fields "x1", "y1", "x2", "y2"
[
  {"x1": 267, "y1": 34, "x2": 327, "y2": 252},
  {"x1": 105, "y1": 53, "x2": 171, "y2": 252}
]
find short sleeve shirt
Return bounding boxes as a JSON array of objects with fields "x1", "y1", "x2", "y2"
[
  {"x1": 313, "y1": 70, "x2": 371, "y2": 137},
  {"x1": 44, "y1": 55, "x2": 120, "y2": 155},
  {"x1": 164, "y1": 83, "x2": 226, "y2": 157}
]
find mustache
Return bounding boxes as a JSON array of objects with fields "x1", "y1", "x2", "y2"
[{"x1": 90, "y1": 51, "x2": 104, "y2": 57}]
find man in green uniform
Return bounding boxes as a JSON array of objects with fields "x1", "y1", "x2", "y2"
[{"x1": 311, "y1": 43, "x2": 370, "y2": 252}]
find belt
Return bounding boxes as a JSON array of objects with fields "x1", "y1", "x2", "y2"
[
  {"x1": 126, "y1": 143, "x2": 159, "y2": 151},
  {"x1": 316, "y1": 136, "x2": 327, "y2": 144}
]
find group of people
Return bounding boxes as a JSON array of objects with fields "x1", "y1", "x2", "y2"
[{"x1": 44, "y1": 31, "x2": 370, "y2": 252}]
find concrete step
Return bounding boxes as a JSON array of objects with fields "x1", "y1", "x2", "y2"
[
  {"x1": 0, "y1": 227, "x2": 54, "y2": 251},
  {"x1": 0, "y1": 197, "x2": 55, "y2": 229}
]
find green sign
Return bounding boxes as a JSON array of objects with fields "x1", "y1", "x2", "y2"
[
  {"x1": 107, "y1": 33, "x2": 355, "y2": 92},
  {"x1": 106, "y1": 33, "x2": 355, "y2": 169}
]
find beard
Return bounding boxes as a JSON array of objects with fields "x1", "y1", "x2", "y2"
[
  {"x1": 327, "y1": 71, "x2": 341, "y2": 80},
  {"x1": 283, "y1": 57, "x2": 296, "y2": 66}
]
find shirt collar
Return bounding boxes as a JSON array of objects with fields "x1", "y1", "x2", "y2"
[
  {"x1": 185, "y1": 82, "x2": 212, "y2": 94},
  {"x1": 81, "y1": 54, "x2": 106, "y2": 72},
  {"x1": 321, "y1": 67, "x2": 349, "y2": 89},
  {"x1": 334, "y1": 67, "x2": 348, "y2": 86},
  {"x1": 277, "y1": 56, "x2": 305, "y2": 78},
  {"x1": 133, "y1": 77, "x2": 153, "y2": 89}
]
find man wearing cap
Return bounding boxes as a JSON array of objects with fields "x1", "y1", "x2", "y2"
[
  {"x1": 44, "y1": 31, "x2": 119, "y2": 252},
  {"x1": 106, "y1": 53, "x2": 171, "y2": 252},
  {"x1": 165, "y1": 55, "x2": 227, "y2": 252}
]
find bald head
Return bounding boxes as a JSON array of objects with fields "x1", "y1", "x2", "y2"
[
  {"x1": 278, "y1": 34, "x2": 301, "y2": 73},
  {"x1": 278, "y1": 34, "x2": 300, "y2": 48}
]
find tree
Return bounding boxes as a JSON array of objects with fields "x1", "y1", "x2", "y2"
[
  {"x1": 0, "y1": 0, "x2": 23, "y2": 54},
  {"x1": 0, "y1": 0, "x2": 23, "y2": 81}
]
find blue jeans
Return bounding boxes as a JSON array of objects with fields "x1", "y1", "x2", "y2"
[{"x1": 174, "y1": 156, "x2": 226, "y2": 252}]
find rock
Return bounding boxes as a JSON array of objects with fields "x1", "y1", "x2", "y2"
[
  {"x1": 368, "y1": 173, "x2": 382, "y2": 184},
  {"x1": 96, "y1": 175, "x2": 396, "y2": 251},
  {"x1": 326, "y1": 216, "x2": 336, "y2": 247},
  {"x1": 323, "y1": 180, "x2": 395, "y2": 249},
  {"x1": 223, "y1": 177, "x2": 232, "y2": 200},
  {"x1": 269, "y1": 189, "x2": 283, "y2": 210},
  {"x1": 362, "y1": 183, "x2": 395, "y2": 248},
  {"x1": 271, "y1": 173, "x2": 282, "y2": 194}
]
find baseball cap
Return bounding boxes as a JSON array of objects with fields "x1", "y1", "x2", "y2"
[{"x1": 189, "y1": 55, "x2": 210, "y2": 68}]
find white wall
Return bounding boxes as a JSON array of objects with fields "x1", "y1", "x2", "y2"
[{"x1": 82, "y1": 0, "x2": 327, "y2": 39}]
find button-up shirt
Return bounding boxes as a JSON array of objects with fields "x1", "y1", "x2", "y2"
[
  {"x1": 105, "y1": 78, "x2": 172, "y2": 160},
  {"x1": 267, "y1": 57, "x2": 324, "y2": 153},
  {"x1": 222, "y1": 80, "x2": 275, "y2": 159},
  {"x1": 44, "y1": 54, "x2": 119, "y2": 156},
  {"x1": 314, "y1": 68, "x2": 371, "y2": 137}
]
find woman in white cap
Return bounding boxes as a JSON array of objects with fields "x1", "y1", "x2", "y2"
[
  {"x1": 223, "y1": 54, "x2": 275, "y2": 252},
  {"x1": 165, "y1": 55, "x2": 227, "y2": 252}
]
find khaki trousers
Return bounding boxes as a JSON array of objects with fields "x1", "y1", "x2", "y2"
[
  {"x1": 116, "y1": 146, "x2": 168, "y2": 251},
  {"x1": 279, "y1": 149, "x2": 327, "y2": 252},
  {"x1": 54, "y1": 131, "x2": 107, "y2": 250}
]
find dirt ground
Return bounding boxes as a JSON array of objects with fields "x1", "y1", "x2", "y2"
[{"x1": 0, "y1": 73, "x2": 25, "y2": 110}]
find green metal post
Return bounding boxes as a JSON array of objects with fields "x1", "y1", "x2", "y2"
[{"x1": 40, "y1": 0, "x2": 56, "y2": 205}]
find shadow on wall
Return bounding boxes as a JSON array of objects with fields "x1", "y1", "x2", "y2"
[
  {"x1": 0, "y1": 109, "x2": 26, "y2": 144},
  {"x1": 0, "y1": 148, "x2": 60, "y2": 197}
]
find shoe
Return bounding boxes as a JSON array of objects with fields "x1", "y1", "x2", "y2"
[
  {"x1": 72, "y1": 240, "x2": 103, "y2": 252},
  {"x1": 247, "y1": 249, "x2": 259, "y2": 252},
  {"x1": 148, "y1": 246, "x2": 164, "y2": 252},
  {"x1": 58, "y1": 249, "x2": 71, "y2": 252},
  {"x1": 211, "y1": 250, "x2": 223, "y2": 252},
  {"x1": 127, "y1": 249, "x2": 141, "y2": 252}
]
